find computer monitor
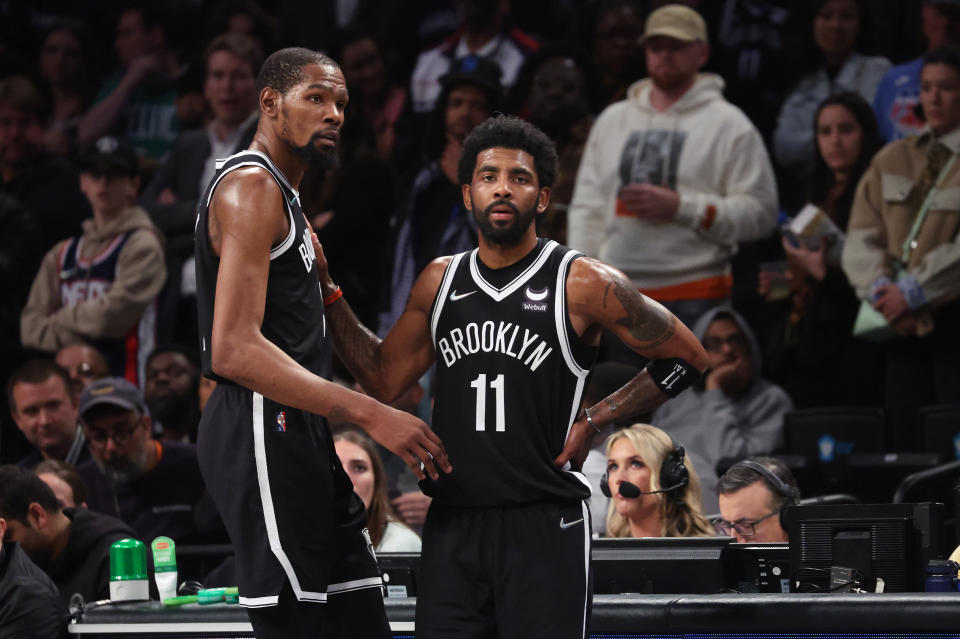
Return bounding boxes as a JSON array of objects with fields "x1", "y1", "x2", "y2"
[
  {"x1": 591, "y1": 537, "x2": 733, "y2": 594},
  {"x1": 377, "y1": 553, "x2": 420, "y2": 598},
  {"x1": 785, "y1": 502, "x2": 943, "y2": 592},
  {"x1": 722, "y1": 543, "x2": 790, "y2": 593}
]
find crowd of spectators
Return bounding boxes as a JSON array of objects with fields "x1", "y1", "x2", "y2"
[{"x1": 2, "y1": 0, "x2": 960, "y2": 615}]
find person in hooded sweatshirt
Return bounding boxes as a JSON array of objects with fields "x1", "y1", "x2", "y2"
[
  {"x1": 567, "y1": 4, "x2": 778, "y2": 337},
  {"x1": 0, "y1": 465, "x2": 134, "y2": 607},
  {"x1": 652, "y1": 306, "x2": 793, "y2": 475},
  {"x1": 20, "y1": 136, "x2": 165, "y2": 386}
]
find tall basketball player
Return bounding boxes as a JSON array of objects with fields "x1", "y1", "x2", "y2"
[
  {"x1": 317, "y1": 115, "x2": 708, "y2": 638},
  {"x1": 193, "y1": 48, "x2": 450, "y2": 639}
]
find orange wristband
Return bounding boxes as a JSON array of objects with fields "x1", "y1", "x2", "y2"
[{"x1": 323, "y1": 287, "x2": 343, "y2": 306}]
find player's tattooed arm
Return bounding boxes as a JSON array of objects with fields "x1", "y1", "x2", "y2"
[
  {"x1": 609, "y1": 276, "x2": 677, "y2": 349},
  {"x1": 313, "y1": 233, "x2": 444, "y2": 402},
  {"x1": 554, "y1": 259, "x2": 708, "y2": 469}
]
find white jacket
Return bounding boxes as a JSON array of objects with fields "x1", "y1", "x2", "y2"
[{"x1": 568, "y1": 73, "x2": 777, "y2": 290}]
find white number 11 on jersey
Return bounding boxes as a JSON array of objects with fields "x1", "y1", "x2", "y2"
[{"x1": 470, "y1": 373, "x2": 506, "y2": 432}]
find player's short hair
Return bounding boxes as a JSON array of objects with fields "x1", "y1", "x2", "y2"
[
  {"x1": 256, "y1": 47, "x2": 338, "y2": 94},
  {"x1": 0, "y1": 465, "x2": 63, "y2": 523},
  {"x1": 203, "y1": 32, "x2": 264, "y2": 78},
  {"x1": 34, "y1": 459, "x2": 87, "y2": 507},
  {"x1": 457, "y1": 115, "x2": 559, "y2": 189},
  {"x1": 6, "y1": 359, "x2": 73, "y2": 413}
]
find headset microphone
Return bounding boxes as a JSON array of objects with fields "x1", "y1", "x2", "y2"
[
  {"x1": 617, "y1": 481, "x2": 641, "y2": 498},
  {"x1": 599, "y1": 432, "x2": 690, "y2": 500},
  {"x1": 602, "y1": 479, "x2": 687, "y2": 498}
]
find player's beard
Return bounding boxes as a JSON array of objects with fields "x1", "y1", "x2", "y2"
[
  {"x1": 473, "y1": 197, "x2": 537, "y2": 247},
  {"x1": 290, "y1": 134, "x2": 339, "y2": 170}
]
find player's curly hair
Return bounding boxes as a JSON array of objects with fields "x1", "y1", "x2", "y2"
[
  {"x1": 457, "y1": 114, "x2": 559, "y2": 189},
  {"x1": 256, "y1": 47, "x2": 338, "y2": 94}
]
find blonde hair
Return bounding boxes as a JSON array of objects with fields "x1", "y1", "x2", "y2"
[{"x1": 604, "y1": 424, "x2": 714, "y2": 538}]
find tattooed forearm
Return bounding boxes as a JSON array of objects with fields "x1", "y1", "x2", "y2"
[
  {"x1": 323, "y1": 297, "x2": 387, "y2": 396},
  {"x1": 589, "y1": 372, "x2": 668, "y2": 429},
  {"x1": 604, "y1": 395, "x2": 619, "y2": 414},
  {"x1": 611, "y1": 278, "x2": 676, "y2": 348}
]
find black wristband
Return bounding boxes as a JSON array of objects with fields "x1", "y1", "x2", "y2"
[{"x1": 645, "y1": 357, "x2": 700, "y2": 398}]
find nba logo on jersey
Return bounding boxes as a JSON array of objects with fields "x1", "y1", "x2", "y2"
[
  {"x1": 522, "y1": 286, "x2": 549, "y2": 312},
  {"x1": 276, "y1": 411, "x2": 287, "y2": 433}
]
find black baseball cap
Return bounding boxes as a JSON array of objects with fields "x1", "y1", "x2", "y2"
[
  {"x1": 439, "y1": 55, "x2": 503, "y2": 96},
  {"x1": 78, "y1": 136, "x2": 140, "y2": 178}
]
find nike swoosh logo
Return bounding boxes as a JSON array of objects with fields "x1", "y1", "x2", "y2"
[
  {"x1": 450, "y1": 290, "x2": 476, "y2": 301},
  {"x1": 559, "y1": 517, "x2": 584, "y2": 530}
]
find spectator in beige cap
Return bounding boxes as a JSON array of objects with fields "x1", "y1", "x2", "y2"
[{"x1": 569, "y1": 3, "x2": 777, "y2": 358}]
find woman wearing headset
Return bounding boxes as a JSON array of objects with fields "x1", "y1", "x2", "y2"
[{"x1": 603, "y1": 424, "x2": 714, "y2": 538}]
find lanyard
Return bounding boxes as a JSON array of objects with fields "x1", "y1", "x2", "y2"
[{"x1": 900, "y1": 153, "x2": 957, "y2": 267}]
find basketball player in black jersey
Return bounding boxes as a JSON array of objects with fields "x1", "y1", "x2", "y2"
[
  {"x1": 315, "y1": 115, "x2": 708, "y2": 638},
  {"x1": 193, "y1": 48, "x2": 450, "y2": 639}
]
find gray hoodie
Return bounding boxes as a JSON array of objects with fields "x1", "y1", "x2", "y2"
[{"x1": 651, "y1": 306, "x2": 793, "y2": 475}]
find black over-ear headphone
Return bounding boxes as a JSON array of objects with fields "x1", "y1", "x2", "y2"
[
  {"x1": 600, "y1": 432, "x2": 689, "y2": 499},
  {"x1": 729, "y1": 459, "x2": 801, "y2": 531}
]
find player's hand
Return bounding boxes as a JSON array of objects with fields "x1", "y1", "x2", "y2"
[
  {"x1": 553, "y1": 418, "x2": 597, "y2": 471},
  {"x1": 390, "y1": 491, "x2": 432, "y2": 528},
  {"x1": 310, "y1": 232, "x2": 337, "y2": 297},
  {"x1": 617, "y1": 184, "x2": 679, "y2": 223},
  {"x1": 364, "y1": 404, "x2": 452, "y2": 481}
]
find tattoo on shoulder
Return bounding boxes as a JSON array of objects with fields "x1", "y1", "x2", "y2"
[
  {"x1": 602, "y1": 282, "x2": 614, "y2": 309},
  {"x1": 612, "y1": 278, "x2": 676, "y2": 347}
]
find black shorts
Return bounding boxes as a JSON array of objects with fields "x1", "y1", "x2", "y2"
[
  {"x1": 415, "y1": 500, "x2": 592, "y2": 639},
  {"x1": 246, "y1": 579, "x2": 390, "y2": 639},
  {"x1": 197, "y1": 384, "x2": 382, "y2": 606}
]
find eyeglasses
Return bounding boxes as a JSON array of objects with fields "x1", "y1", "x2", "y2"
[
  {"x1": 711, "y1": 509, "x2": 780, "y2": 538},
  {"x1": 702, "y1": 334, "x2": 748, "y2": 353},
  {"x1": 84, "y1": 418, "x2": 141, "y2": 448}
]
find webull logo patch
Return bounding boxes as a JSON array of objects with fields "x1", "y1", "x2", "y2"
[{"x1": 523, "y1": 286, "x2": 549, "y2": 312}]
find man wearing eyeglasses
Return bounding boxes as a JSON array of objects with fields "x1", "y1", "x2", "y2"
[
  {"x1": 75, "y1": 377, "x2": 211, "y2": 544},
  {"x1": 652, "y1": 307, "x2": 793, "y2": 475},
  {"x1": 714, "y1": 456, "x2": 800, "y2": 543}
]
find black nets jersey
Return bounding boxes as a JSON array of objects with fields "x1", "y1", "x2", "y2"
[
  {"x1": 425, "y1": 239, "x2": 598, "y2": 507},
  {"x1": 194, "y1": 150, "x2": 331, "y2": 384}
]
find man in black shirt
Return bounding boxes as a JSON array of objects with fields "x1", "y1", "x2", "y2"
[
  {"x1": 0, "y1": 515, "x2": 66, "y2": 639},
  {"x1": 74, "y1": 377, "x2": 209, "y2": 544},
  {"x1": 0, "y1": 465, "x2": 131, "y2": 608}
]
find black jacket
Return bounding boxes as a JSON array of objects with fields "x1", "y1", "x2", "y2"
[
  {"x1": 0, "y1": 541, "x2": 67, "y2": 639},
  {"x1": 47, "y1": 508, "x2": 135, "y2": 606}
]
